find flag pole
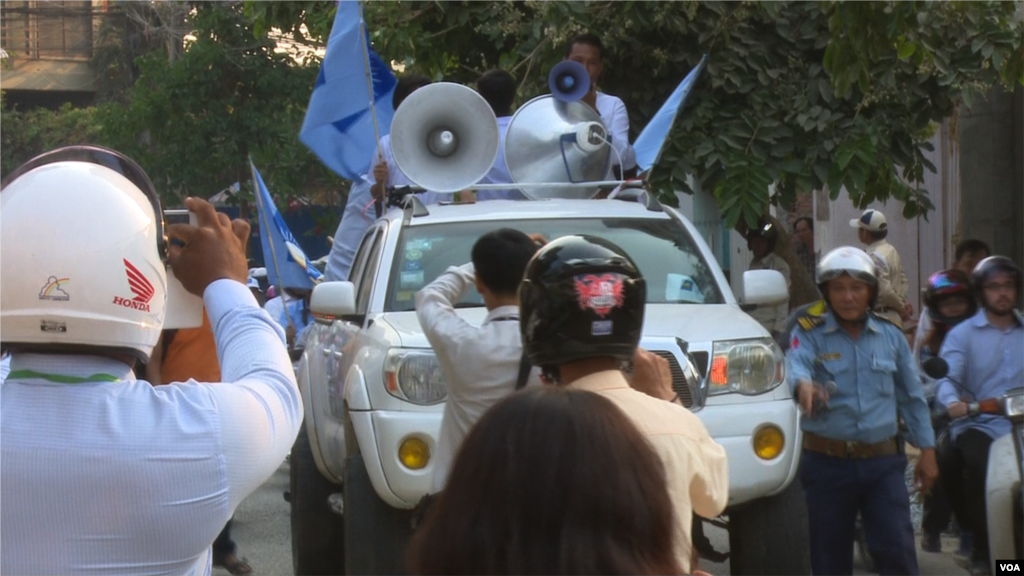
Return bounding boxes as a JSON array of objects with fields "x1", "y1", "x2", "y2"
[
  {"x1": 358, "y1": 0, "x2": 387, "y2": 216},
  {"x1": 251, "y1": 158, "x2": 295, "y2": 332}
]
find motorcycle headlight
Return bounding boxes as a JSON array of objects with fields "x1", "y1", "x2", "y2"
[
  {"x1": 1003, "y1": 392, "x2": 1024, "y2": 418},
  {"x1": 707, "y1": 338, "x2": 785, "y2": 396},
  {"x1": 383, "y1": 349, "x2": 448, "y2": 405}
]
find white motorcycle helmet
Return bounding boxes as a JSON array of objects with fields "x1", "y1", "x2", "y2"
[
  {"x1": 1, "y1": 146, "x2": 168, "y2": 362},
  {"x1": 816, "y1": 246, "x2": 879, "y2": 308}
]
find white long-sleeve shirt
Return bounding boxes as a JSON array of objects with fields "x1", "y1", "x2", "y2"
[
  {"x1": 595, "y1": 92, "x2": 637, "y2": 172},
  {"x1": 324, "y1": 178, "x2": 376, "y2": 282},
  {"x1": 1, "y1": 279, "x2": 302, "y2": 576},
  {"x1": 415, "y1": 263, "x2": 540, "y2": 492}
]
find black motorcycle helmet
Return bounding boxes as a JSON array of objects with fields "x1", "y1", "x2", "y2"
[
  {"x1": 971, "y1": 255, "x2": 1022, "y2": 309},
  {"x1": 519, "y1": 235, "x2": 645, "y2": 378},
  {"x1": 746, "y1": 217, "x2": 778, "y2": 253}
]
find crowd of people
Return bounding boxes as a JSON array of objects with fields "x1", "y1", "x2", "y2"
[
  {"x1": 1, "y1": 30, "x2": 1021, "y2": 576},
  {"x1": 323, "y1": 33, "x2": 637, "y2": 282}
]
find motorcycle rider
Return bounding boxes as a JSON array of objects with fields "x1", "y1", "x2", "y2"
[
  {"x1": 916, "y1": 269, "x2": 978, "y2": 554},
  {"x1": 935, "y1": 256, "x2": 1024, "y2": 575},
  {"x1": 787, "y1": 246, "x2": 937, "y2": 575},
  {"x1": 518, "y1": 235, "x2": 729, "y2": 573}
]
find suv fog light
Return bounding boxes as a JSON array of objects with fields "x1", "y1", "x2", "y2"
[
  {"x1": 399, "y1": 437, "x2": 430, "y2": 470},
  {"x1": 753, "y1": 426, "x2": 784, "y2": 460}
]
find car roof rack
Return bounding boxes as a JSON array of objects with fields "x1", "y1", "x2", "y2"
[
  {"x1": 401, "y1": 193, "x2": 429, "y2": 224},
  {"x1": 607, "y1": 181, "x2": 663, "y2": 212}
]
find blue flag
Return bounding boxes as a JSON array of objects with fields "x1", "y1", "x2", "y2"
[
  {"x1": 633, "y1": 55, "x2": 709, "y2": 173},
  {"x1": 251, "y1": 160, "x2": 324, "y2": 291},
  {"x1": 300, "y1": 1, "x2": 397, "y2": 180}
]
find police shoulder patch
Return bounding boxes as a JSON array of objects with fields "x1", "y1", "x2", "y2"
[{"x1": 796, "y1": 299, "x2": 828, "y2": 331}]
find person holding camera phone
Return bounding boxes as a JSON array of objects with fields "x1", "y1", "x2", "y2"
[{"x1": 0, "y1": 146, "x2": 301, "y2": 575}]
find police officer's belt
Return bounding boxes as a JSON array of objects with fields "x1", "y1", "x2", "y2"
[{"x1": 802, "y1": 433, "x2": 899, "y2": 459}]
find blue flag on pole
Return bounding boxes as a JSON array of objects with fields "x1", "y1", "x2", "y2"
[
  {"x1": 251, "y1": 160, "x2": 324, "y2": 291},
  {"x1": 300, "y1": 1, "x2": 397, "y2": 180},
  {"x1": 633, "y1": 55, "x2": 709, "y2": 173}
]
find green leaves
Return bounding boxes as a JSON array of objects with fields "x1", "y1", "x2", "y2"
[{"x1": 239, "y1": 0, "x2": 1020, "y2": 228}]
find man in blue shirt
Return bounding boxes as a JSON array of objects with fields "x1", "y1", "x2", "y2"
[
  {"x1": 935, "y1": 256, "x2": 1023, "y2": 575},
  {"x1": 787, "y1": 246, "x2": 937, "y2": 575}
]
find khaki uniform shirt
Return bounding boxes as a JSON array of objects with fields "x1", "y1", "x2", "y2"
[
  {"x1": 868, "y1": 239, "x2": 908, "y2": 327},
  {"x1": 569, "y1": 371, "x2": 729, "y2": 572},
  {"x1": 749, "y1": 252, "x2": 791, "y2": 333}
]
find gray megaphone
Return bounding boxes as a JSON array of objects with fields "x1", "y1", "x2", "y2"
[
  {"x1": 548, "y1": 60, "x2": 591, "y2": 103},
  {"x1": 504, "y1": 95, "x2": 611, "y2": 200},
  {"x1": 390, "y1": 82, "x2": 500, "y2": 193}
]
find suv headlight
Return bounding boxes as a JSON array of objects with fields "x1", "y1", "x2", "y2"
[
  {"x1": 383, "y1": 349, "x2": 448, "y2": 405},
  {"x1": 707, "y1": 338, "x2": 785, "y2": 396}
]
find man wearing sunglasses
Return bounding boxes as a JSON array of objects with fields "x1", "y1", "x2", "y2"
[{"x1": 935, "y1": 256, "x2": 1024, "y2": 576}]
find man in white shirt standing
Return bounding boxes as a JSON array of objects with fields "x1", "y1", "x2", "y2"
[
  {"x1": 565, "y1": 33, "x2": 637, "y2": 178},
  {"x1": 0, "y1": 147, "x2": 302, "y2": 576},
  {"x1": 474, "y1": 69, "x2": 526, "y2": 201},
  {"x1": 851, "y1": 208, "x2": 911, "y2": 327},
  {"x1": 415, "y1": 229, "x2": 542, "y2": 492}
]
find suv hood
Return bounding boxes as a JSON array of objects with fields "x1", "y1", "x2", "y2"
[{"x1": 377, "y1": 303, "x2": 767, "y2": 350}]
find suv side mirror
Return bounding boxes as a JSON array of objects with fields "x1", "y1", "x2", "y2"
[
  {"x1": 742, "y1": 270, "x2": 788, "y2": 306},
  {"x1": 311, "y1": 281, "x2": 356, "y2": 320}
]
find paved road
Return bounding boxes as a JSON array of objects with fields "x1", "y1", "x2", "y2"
[{"x1": 220, "y1": 462, "x2": 968, "y2": 576}]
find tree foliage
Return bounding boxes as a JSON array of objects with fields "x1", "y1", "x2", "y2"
[
  {"x1": 251, "y1": 0, "x2": 1022, "y2": 229},
  {"x1": 102, "y1": 2, "x2": 342, "y2": 209}
]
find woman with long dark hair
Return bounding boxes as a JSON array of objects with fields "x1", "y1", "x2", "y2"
[{"x1": 407, "y1": 387, "x2": 685, "y2": 575}]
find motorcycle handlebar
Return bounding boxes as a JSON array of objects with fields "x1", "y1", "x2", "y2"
[{"x1": 932, "y1": 398, "x2": 1004, "y2": 428}]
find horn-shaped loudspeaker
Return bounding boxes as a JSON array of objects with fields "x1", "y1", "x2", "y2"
[
  {"x1": 504, "y1": 95, "x2": 610, "y2": 200},
  {"x1": 548, "y1": 60, "x2": 590, "y2": 103},
  {"x1": 390, "y1": 83, "x2": 499, "y2": 193}
]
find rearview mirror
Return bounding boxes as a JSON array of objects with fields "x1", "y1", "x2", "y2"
[
  {"x1": 922, "y1": 357, "x2": 949, "y2": 380},
  {"x1": 311, "y1": 281, "x2": 356, "y2": 321},
  {"x1": 742, "y1": 269, "x2": 788, "y2": 306}
]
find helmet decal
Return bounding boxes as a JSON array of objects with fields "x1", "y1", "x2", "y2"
[
  {"x1": 38, "y1": 276, "x2": 71, "y2": 301},
  {"x1": 574, "y1": 273, "x2": 625, "y2": 318},
  {"x1": 113, "y1": 259, "x2": 155, "y2": 312}
]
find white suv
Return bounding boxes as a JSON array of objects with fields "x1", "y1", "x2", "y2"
[{"x1": 290, "y1": 195, "x2": 810, "y2": 575}]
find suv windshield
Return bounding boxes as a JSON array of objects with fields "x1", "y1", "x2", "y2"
[{"x1": 386, "y1": 217, "x2": 724, "y2": 312}]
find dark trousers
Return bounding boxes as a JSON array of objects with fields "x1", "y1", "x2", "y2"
[
  {"x1": 937, "y1": 428, "x2": 994, "y2": 562},
  {"x1": 213, "y1": 518, "x2": 236, "y2": 556},
  {"x1": 922, "y1": 430, "x2": 954, "y2": 537},
  {"x1": 800, "y1": 450, "x2": 918, "y2": 575},
  {"x1": 921, "y1": 476, "x2": 954, "y2": 536}
]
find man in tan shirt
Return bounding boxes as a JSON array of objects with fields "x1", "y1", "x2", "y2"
[
  {"x1": 519, "y1": 234, "x2": 729, "y2": 573},
  {"x1": 852, "y1": 208, "x2": 911, "y2": 327}
]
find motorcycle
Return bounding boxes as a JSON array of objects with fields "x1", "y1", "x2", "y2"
[{"x1": 923, "y1": 357, "x2": 1024, "y2": 574}]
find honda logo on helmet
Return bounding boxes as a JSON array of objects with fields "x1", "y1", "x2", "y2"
[
  {"x1": 113, "y1": 259, "x2": 155, "y2": 312},
  {"x1": 574, "y1": 273, "x2": 625, "y2": 318}
]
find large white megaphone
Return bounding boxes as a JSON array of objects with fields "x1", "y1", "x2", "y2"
[
  {"x1": 390, "y1": 83, "x2": 500, "y2": 193},
  {"x1": 503, "y1": 95, "x2": 611, "y2": 200}
]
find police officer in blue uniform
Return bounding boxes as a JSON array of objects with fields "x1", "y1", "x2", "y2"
[{"x1": 787, "y1": 246, "x2": 938, "y2": 575}]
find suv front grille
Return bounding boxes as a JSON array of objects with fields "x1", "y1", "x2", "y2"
[{"x1": 624, "y1": 351, "x2": 693, "y2": 408}]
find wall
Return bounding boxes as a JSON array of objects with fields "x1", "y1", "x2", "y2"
[{"x1": 958, "y1": 85, "x2": 1024, "y2": 270}]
